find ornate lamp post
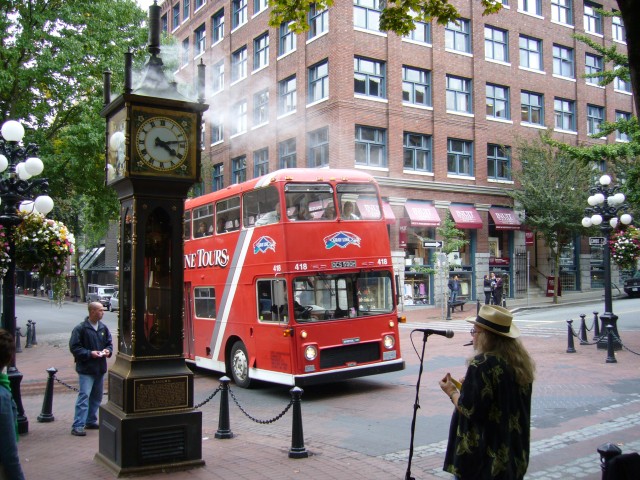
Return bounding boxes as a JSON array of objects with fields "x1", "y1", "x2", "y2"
[
  {"x1": 581, "y1": 174, "x2": 632, "y2": 350},
  {"x1": 0, "y1": 120, "x2": 54, "y2": 434}
]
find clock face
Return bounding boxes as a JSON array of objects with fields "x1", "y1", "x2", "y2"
[{"x1": 135, "y1": 116, "x2": 189, "y2": 171}]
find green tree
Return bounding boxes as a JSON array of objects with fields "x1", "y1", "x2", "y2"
[
  {"x1": 509, "y1": 139, "x2": 592, "y2": 303},
  {"x1": 437, "y1": 211, "x2": 468, "y2": 256}
]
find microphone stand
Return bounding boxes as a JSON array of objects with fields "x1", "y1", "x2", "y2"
[{"x1": 405, "y1": 330, "x2": 431, "y2": 480}]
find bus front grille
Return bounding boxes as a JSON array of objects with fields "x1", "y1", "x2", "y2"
[{"x1": 319, "y1": 342, "x2": 380, "y2": 369}]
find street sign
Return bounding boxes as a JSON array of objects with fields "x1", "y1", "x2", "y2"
[
  {"x1": 589, "y1": 237, "x2": 606, "y2": 246},
  {"x1": 423, "y1": 241, "x2": 443, "y2": 248}
]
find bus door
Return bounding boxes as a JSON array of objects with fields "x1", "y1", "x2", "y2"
[
  {"x1": 183, "y1": 282, "x2": 195, "y2": 360},
  {"x1": 253, "y1": 278, "x2": 295, "y2": 381}
]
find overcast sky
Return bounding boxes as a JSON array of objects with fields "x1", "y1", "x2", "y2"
[{"x1": 136, "y1": 0, "x2": 154, "y2": 10}]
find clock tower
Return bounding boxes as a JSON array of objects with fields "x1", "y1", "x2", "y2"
[{"x1": 96, "y1": 2, "x2": 208, "y2": 475}]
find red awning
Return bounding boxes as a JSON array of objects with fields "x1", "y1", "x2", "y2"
[
  {"x1": 449, "y1": 205, "x2": 482, "y2": 229},
  {"x1": 489, "y1": 208, "x2": 521, "y2": 230},
  {"x1": 382, "y1": 202, "x2": 396, "y2": 225},
  {"x1": 356, "y1": 197, "x2": 383, "y2": 220},
  {"x1": 404, "y1": 201, "x2": 441, "y2": 227}
]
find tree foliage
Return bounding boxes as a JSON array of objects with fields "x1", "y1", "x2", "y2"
[{"x1": 437, "y1": 211, "x2": 468, "y2": 255}]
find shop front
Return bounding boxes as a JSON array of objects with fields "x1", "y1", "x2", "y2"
[{"x1": 488, "y1": 207, "x2": 521, "y2": 299}]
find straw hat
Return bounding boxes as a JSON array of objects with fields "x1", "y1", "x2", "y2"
[{"x1": 467, "y1": 304, "x2": 520, "y2": 338}]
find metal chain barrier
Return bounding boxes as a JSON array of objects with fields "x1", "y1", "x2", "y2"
[
  {"x1": 53, "y1": 374, "x2": 80, "y2": 393},
  {"x1": 611, "y1": 331, "x2": 640, "y2": 356},
  {"x1": 567, "y1": 319, "x2": 602, "y2": 346},
  {"x1": 194, "y1": 385, "x2": 222, "y2": 409},
  {"x1": 228, "y1": 386, "x2": 293, "y2": 424}
]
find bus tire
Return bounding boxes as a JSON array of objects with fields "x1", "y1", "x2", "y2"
[{"x1": 229, "y1": 341, "x2": 251, "y2": 388}]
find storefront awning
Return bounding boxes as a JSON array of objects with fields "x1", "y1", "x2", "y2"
[
  {"x1": 404, "y1": 201, "x2": 441, "y2": 227},
  {"x1": 79, "y1": 247, "x2": 105, "y2": 270},
  {"x1": 449, "y1": 205, "x2": 482, "y2": 229},
  {"x1": 382, "y1": 202, "x2": 396, "y2": 225},
  {"x1": 356, "y1": 197, "x2": 383, "y2": 220},
  {"x1": 489, "y1": 208, "x2": 521, "y2": 230}
]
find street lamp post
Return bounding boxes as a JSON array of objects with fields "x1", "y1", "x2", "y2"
[
  {"x1": 581, "y1": 174, "x2": 633, "y2": 350},
  {"x1": 0, "y1": 120, "x2": 54, "y2": 434}
]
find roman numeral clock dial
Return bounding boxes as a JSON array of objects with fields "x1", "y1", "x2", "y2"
[{"x1": 136, "y1": 116, "x2": 189, "y2": 171}]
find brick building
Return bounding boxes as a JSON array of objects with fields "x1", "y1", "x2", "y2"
[{"x1": 158, "y1": 0, "x2": 635, "y2": 305}]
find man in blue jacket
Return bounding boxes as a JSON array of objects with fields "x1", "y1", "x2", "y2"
[{"x1": 69, "y1": 302, "x2": 113, "y2": 436}]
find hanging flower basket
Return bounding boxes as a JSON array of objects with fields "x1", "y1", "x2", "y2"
[
  {"x1": 1, "y1": 212, "x2": 75, "y2": 303},
  {"x1": 609, "y1": 225, "x2": 640, "y2": 271}
]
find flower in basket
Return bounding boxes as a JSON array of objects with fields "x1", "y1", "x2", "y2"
[
  {"x1": 10, "y1": 211, "x2": 75, "y2": 302},
  {"x1": 609, "y1": 225, "x2": 640, "y2": 271},
  {"x1": 0, "y1": 225, "x2": 10, "y2": 278}
]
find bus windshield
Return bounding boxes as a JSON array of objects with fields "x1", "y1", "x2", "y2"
[{"x1": 292, "y1": 271, "x2": 393, "y2": 322}]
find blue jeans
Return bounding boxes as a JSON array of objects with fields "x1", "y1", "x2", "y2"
[
  {"x1": 72, "y1": 373, "x2": 104, "y2": 429},
  {"x1": 450, "y1": 291, "x2": 458, "y2": 303}
]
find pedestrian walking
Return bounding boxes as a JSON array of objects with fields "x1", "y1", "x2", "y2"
[
  {"x1": 0, "y1": 329, "x2": 26, "y2": 480},
  {"x1": 439, "y1": 305, "x2": 536, "y2": 480},
  {"x1": 483, "y1": 274, "x2": 492, "y2": 305},
  {"x1": 492, "y1": 274, "x2": 504, "y2": 306},
  {"x1": 448, "y1": 275, "x2": 461, "y2": 303},
  {"x1": 69, "y1": 302, "x2": 112, "y2": 437}
]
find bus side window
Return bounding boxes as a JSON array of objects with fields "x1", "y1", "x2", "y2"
[
  {"x1": 217, "y1": 196, "x2": 241, "y2": 232},
  {"x1": 194, "y1": 287, "x2": 216, "y2": 318},
  {"x1": 183, "y1": 210, "x2": 192, "y2": 239},
  {"x1": 257, "y1": 279, "x2": 287, "y2": 322},
  {"x1": 193, "y1": 204, "x2": 214, "y2": 238}
]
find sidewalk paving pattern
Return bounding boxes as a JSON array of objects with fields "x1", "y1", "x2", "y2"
[{"x1": 11, "y1": 291, "x2": 640, "y2": 479}]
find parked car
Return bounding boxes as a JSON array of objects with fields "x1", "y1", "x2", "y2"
[
  {"x1": 623, "y1": 271, "x2": 640, "y2": 298},
  {"x1": 86, "y1": 284, "x2": 116, "y2": 307},
  {"x1": 108, "y1": 290, "x2": 119, "y2": 311}
]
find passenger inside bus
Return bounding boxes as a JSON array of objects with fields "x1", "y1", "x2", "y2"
[
  {"x1": 294, "y1": 203, "x2": 312, "y2": 221},
  {"x1": 217, "y1": 216, "x2": 228, "y2": 234},
  {"x1": 342, "y1": 201, "x2": 360, "y2": 220},
  {"x1": 195, "y1": 221, "x2": 212, "y2": 238},
  {"x1": 321, "y1": 203, "x2": 335, "y2": 219},
  {"x1": 255, "y1": 202, "x2": 280, "y2": 226}
]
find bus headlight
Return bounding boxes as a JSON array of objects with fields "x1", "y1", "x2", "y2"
[
  {"x1": 304, "y1": 345, "x2": 318, "y2": 361},
  {"x1": 383, "y1": 335, "x2": 395, "y2": 350}
]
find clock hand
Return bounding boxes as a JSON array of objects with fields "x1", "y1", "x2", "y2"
[{"x1": 154, "y1": 137, "x2": 177, "y2": 156}]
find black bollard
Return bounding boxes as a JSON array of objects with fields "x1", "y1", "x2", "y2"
[
  {"x1": 215, "y1": 376, "x2": 233, "y2": 439},
  {"x1": 597, "y1": 442, "x2": 622, "y2": 479},
  {"x1": 566, "y1": 320, "x2": 576, "y2": 353},
  {"x1": 446, "y1": 300, "x2": 452, "y2": 321},
  {"x1": 25, "y1": 320, "x2": 33, "y2": 348},
  {"x1": 593, "y1": 311, "x2": 600, "y2": 340},
  {"x1": 37, "y1": 367, "x2": 58, "y2": 423},
  {"x1": 502, "y1": 297, "x2": 506, "y2": 308},
  {"x1": 579, "y1": 314, "x2": 588, "y2": 345},
  {"x1": 605, "y1": 325, "x2": 617, "y2": 364},
  {"x1": 476, "y1": 298, "x2": 480, "y2": 315},
  {"x1": 30, "y1": 321, "x2": 37, "y2": 346},
  {"x1": 288, "y1": 386, "x2": 308, "y2": 458},
  {"x1": 15, "y1": 326, "x2": 22, "y2": 353}
]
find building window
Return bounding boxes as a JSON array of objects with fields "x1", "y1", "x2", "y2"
[
  {"x1": 446, "y1": 75, "x2": 472, "y2": 113},
  {"x1": 554, "y1": 97, "x2": 575, "y2": 131},
  {"x1": 614, "y1": 67, "x2": 631, "y2": 92},
  {"x1": 253, "y1": 89, "x2": 269, "y2": 125},
  {"x1": 587, "y1": 104, "x2": 604, "y2": 135},
  {"x1": 584, "y1": 2, "x2": 602, "y2": 35},
  {"x1": 231, "y1": 100, "x2": 247, "y2": 136},
  {"x1": 212, "y1": 60, "x2": 224, "y2": 93},
  {"x1": 195, "y1": 23, "x2": 206, "y2": 57},
  {"x1": 354, "y1": 57, "x2": 385, "y2": 99},
  {"x1": 521, "y1": 91, "x2": 544, "y2": 125},
  {"x1": 485, "y1": 26, "x2": 508, "y2": 63},
  {"x1": 212, "y1": 9, "x2": 224, "y2": 44},
  {"x1": 211, "y1": 115, "x2": 223, "y2": 143},
  {"x1": 308, "y1": 60, "x2": 329, "y2": 103},
  {"x1": 279, "y1": 22, "x2": 296, "y2": 56},
  {"x1": 254, "y1": 148, "x2": 269, "y2": 177},
  {"x1": 487, "y1": 144, "x2": 511, "y2": 180},
  {"x1": 519, "y1": 35, "x2": 543, "y2": 70},
  {"x1": 615, "y1": 111, "x2": 631, "y2": 142},
  {"x1": 172, "y1": 2, "x2": 180, "y2": 30},
  {"x1": 183, "y1": 0, "x2": 190, "y2": 20},
  {"x1": 231, "y1": 156, "x2": 246, "y2": 184},
  {"x1": 212, "y1": 163, "x2": 224, "y2": 191},
  {"x1": 552, "y1": 44, "x2": 574, "y2": 78},
  {"x1": 308, "y1": 127, "x2": 329, "y2": 167},
  {"x1": 161, "y1": 13, "x2": 168, "y2": 33},
  {"x1": 551, "y1": 0, "x2": 572, "y2": 25},
  {"x1": 486, "y1": 84, "x2": 510, "y2": 119},
  {"x1": 402, "y1": 66, "x2": 431, "y2": 107},
  {"x1": 278, "y1": 75, "x2": 296, "y2": 115},
  {"x1": 447, "y1": 139, "x2": 473, "y2": 176},
  {"x1": 253, "y1": 32, "x2": 269, "y2": 70},
  {"x1": 232, "y1": 0, "x2": 247, "y2": 29},
  {"x1": 254, "y1": 0, "x2": 268, "y2": 14},
  {"x1": 354, "y1": 0, "x2": 382, "y2": 32},
  {"x1": 518, "y1": 0, "x2": 541, "y2": 16},
  {"x1": 181, "y1": 38, "x2": 190, "y2": 67},
  {"x1": 279, "y1": 138, "x2": 296, "y2": 168},
  {"x1": 231, "y1": 46, "x2": 247, "y2": 82},
  {"x1": 309, "y1": 4, "x2": 329, "y2": 39},
  {"x1": 355, "y1": 125, "x2": 386, "y2": 167},
  {"x1": 403, "y1": 133, "x2": 432, "y2": 172},
  {"x1": 612, "y1": 13, "x2": 626, "y2": 43},
  {"x1": 195, "y1": 0, "x2": 205, "y2": 10},
  {"x1": 404, "y1": 18, "x2": 431, "y2": 44},
  {"x1": 445, "y1": 18, "x2": 471, "y2": 54},
  {"x1": 585, "y1": 53, "x2": 603, "y2": 85}
]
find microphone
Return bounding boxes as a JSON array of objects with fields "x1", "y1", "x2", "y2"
[{"x1": 413, "y1": 328, "x2": 454, "y2": 338}]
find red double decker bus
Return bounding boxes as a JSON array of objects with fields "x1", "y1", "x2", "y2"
[{"x1": 183, "y1": 168, "x2": 404, "y2": 387}]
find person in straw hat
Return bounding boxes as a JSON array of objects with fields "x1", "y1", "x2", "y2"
[{"x1": 439, "y1": 305, "x2": 536, "y2": 480}]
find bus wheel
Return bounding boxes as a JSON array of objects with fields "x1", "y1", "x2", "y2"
[{"x1": 230, "y1": 341, "x2": 251, "y2": 388}]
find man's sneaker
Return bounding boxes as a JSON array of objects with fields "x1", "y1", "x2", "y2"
[
  {"x1": 71, "y1": 428, "x2": 86, "y2": 436},
  {"x1": 85, "y1": 423, "x2": 99, "y2": 430}
]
